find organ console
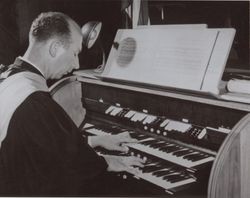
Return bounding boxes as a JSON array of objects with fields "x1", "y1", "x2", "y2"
[{"x1": 50, "y1": 75, "x2": 250, "y2": 197}]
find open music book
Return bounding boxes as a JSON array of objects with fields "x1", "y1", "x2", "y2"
[{"x1": 97, "y1": 27, "x2": 235, "y2": 96}]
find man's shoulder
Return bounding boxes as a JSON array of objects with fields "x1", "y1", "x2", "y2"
[
  {"x1": 18, "y1": 91, "x2": 52, "y2": 109},
  {"x1": 26, "y1": 91, "x2": 52, "y2": 103},
  {"x1": 23, "y1": 91, "x2": 62, "y2": 113},
  {"x1": 15, "y1": 91, "x2": 57, "y2": 118}
]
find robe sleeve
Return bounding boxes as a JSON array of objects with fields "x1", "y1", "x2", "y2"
[{"x1": 3, "y1": 91, "x2": 108, "y2": 195}]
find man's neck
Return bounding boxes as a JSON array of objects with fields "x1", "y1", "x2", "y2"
[
  {"x1": 22, "y1": 45, "x2": 49, "y2": 79},
  {"x1": 18, "y1": 56, "x2": 45, "y2": 78}
]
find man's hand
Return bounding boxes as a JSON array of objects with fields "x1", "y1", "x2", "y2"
[
  {"x1": 103, "y1": 155, "x2": 146, "y2": 175},
  {"x1": 89, "y1": 131, "x2": 137, "y2": 152}
]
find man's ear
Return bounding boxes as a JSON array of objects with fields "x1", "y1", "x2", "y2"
[{"x1": 49, "y1": 40, "x2": 61, "y2": 57}]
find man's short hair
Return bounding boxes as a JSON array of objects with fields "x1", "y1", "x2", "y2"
[{"x1": 30, "y1": 12, "x2": 72, "y2": 46}]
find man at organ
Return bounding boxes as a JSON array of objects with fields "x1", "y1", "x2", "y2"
[{"x1": 0, "y1": 11, "x2": 145, "y2": 196}]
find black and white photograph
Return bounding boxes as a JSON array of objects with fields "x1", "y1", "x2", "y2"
[{"x1": 0, "y1": 0, "x2": 249, "y2": 197}]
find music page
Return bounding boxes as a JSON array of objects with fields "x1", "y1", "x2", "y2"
[{"x1": 102, "y1": 28, "x2": 218, "y2": 91}]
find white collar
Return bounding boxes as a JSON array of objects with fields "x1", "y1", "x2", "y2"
[{"x1": 18, "y1": 56, "x2": 45, "y2": 77}]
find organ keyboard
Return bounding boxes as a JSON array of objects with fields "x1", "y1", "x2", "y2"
[
  {"x1": 50, "y1": 76, "x2": 250, "y2": 197},
  {"x1": 83, "y1": 123, "x2": 215, "y2": 168}
]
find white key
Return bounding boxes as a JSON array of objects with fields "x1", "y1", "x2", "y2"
[
  {"x1": 85, "y1": 128, "x2": 111, "y2": 136},
  {"x1": 82, "y1": 123, "x2": 94, "y2": 129}
]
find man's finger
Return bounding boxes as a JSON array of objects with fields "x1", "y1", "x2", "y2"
[
  {"x1": 126, "y1": 167, "x2": 142, "y2": 176},
  {"x1": 120, "y1": 137, "x2": 138, "y2": 143},
  {"x1": 114, "y1": 145, "x2": 129, "y2": 153},
  {"x1": 126, "y1": 156, "x2": 146, "y2": 167}
]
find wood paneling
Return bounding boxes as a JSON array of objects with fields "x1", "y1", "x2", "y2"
[{"x1": 208, "y1": 115, "x2": 250, "y2": 198}]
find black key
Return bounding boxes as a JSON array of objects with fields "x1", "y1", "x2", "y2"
[
  {"x1": 142, "y1": 164, "x2": 162, "y2": 173},
  {"x1": 152, "y1": 169, "x2": 171, "y2": 177},
  {"x1": 152, "y1": 168, "x2": 175, "y2": 177},
  {"x1": 169, "y1": 175, "x2": 189, "y2": 183},
  {"x1": 159, "y1": 144, "x2": 180, "y2": 149},
  {"x1": 172, "y1": 149, "x2": 194, "y2": 157},
  {"x1": 159, "y1": 145, "x2": 182, "y2": 153},
  {"x1": 188, "y1": 153, "x2": 208, "y2": 162},
  {"x1": 134, "y1": 135, "x2": 149, "y2": 140},
  {"x1": 163, "y1": 174, "x2": 182, "y2": 182},
  {"x1": 141, "y1": 139, "x2": 158, "y2": 145},
  {"x1": 149, "y1": 141, "x2": 167, "y2": 148},
  {"x1": 183, "y1": 153, "x2": 205, "y2": 161}
]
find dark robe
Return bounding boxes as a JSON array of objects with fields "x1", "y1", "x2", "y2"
[{"x1": 0, "y1": 58, "x2": 108, "y2": 196}]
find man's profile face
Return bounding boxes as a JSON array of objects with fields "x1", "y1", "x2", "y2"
[{"x1": 51, "y1": 25, "x2": 82, "y2": 79}]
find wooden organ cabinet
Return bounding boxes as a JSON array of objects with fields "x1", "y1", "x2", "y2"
[{"x1": 50, "y1": 75, "x2": 250, "y2": 198}]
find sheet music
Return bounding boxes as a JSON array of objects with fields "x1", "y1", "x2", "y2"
[{"x1": 102, "y1": 28, "x2": 218, "y2": 91}]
